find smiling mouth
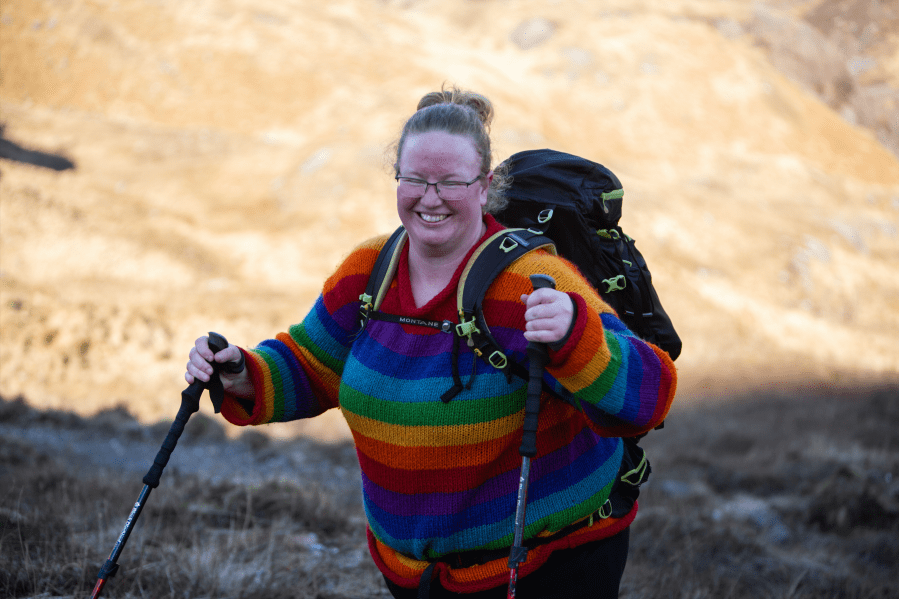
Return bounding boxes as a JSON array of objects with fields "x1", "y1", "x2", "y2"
[{"x1": 418, "y1": 213, "x2": 448, "y2": 223}]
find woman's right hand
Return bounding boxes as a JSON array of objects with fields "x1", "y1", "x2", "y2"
[{"x1": 185, "y1": 336, "x2": 255, "y2": 399}]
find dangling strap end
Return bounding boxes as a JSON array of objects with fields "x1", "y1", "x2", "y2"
[
  {"x1": 441, "y1": 384, "x2": 463, "y2": 403},
  {"x1": 417, "y1": 561, "x2": 438, "y2": 599}
]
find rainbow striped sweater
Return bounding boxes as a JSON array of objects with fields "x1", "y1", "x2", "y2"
[{"x1": 221, "y1": 216, "x2": 677, "y2": 592}]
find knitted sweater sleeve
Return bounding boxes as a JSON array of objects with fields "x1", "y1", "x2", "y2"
[
  {"x1": 219, "y1": 235, "x2": 387, "y2": 426},
  {"x1": 484, "y1": 249, "x2": 677, "y2": 437}
]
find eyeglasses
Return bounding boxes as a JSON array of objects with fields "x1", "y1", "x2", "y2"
[{"x1": 395, "y1": 174, "x2": 484, "y2": 201}]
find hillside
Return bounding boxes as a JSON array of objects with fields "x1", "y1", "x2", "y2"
[{"x1": 1, "y1": 0, "x2": 898, "y2": 436}]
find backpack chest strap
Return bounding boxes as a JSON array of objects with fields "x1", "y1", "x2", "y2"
[
  {"x1": 358, "y1": 226, "x2": 557, "y2": 402},
  {"x1": 364, "y1": 310, "x2": 454, "y2": 333}
]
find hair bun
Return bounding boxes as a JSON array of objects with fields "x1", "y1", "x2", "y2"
[{"x1": 416, "y1": 84, "x2": 494, "y2": 129}]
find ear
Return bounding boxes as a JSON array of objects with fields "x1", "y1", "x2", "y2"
[{"x1": 479, "y1": 170, "x2": 493, "y2": 207}]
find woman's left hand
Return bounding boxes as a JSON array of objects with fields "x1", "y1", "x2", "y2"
[{"x1": 520, "y1": 288, "x2": 574, "y2": 344}]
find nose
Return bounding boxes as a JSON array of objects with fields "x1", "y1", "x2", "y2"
[{"x1": 419, "y1": 183, "x2": 443, "y2": 202}]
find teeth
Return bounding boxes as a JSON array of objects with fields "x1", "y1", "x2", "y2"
[{"x1": 419, "y1": 213, "x2": 447, "y2": 223}]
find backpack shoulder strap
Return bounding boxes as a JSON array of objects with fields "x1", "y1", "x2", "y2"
[
  {"x1": 454, "y1": 228, "x2": 555, "y2": 376},
  {"x1": 359, "y1": 226, "x2": 407, "y2": 328},
  {"x1": 457, "y1": 229, "x2": 556, "y2": 313}
]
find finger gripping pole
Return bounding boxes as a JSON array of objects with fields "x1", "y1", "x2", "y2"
[{"x1": 206, "y1": 331, "x2": 242, "y2": 413}]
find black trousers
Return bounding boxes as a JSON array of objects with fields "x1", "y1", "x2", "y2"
[{"x1": 383, "y1": 527, "x2": 630, "y2": 599}]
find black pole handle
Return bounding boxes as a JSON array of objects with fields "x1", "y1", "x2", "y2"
[
  {"x1": 529, "y1": 274, "x2": 556, "y2": 292},
  {"x1": 142, "y1": 332, "x2": 231, "y2": 488},
  {"x1": 208, "y1": 331, "x2": 245, "y2": 373},
  {"x1": 519, "y1": 275, "x2": 556, "y2": 458}
]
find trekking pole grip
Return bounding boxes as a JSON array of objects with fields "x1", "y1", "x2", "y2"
[
  {"x1": 142, "y1": 332, "x2": 230, "y2": 488},
  {"x1": 520, "y1": 275, "x2": 556, "y2": 458}
]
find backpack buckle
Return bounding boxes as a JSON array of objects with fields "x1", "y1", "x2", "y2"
[
  {"x1": 538, "y1": 209, "x2": 553, "y2": 224},
  {"x1": 487, "y1": 350, "x2": 508, "y2": 370},
  {"x1": 455, "y1": 318, "x2": 480, "y2": 339},
  {"x1": 499, "y1": 237, "x2": 519, "y2": 253},
  {"x1": 603, "y1": 275, "x2": 627, "y2": 293}
]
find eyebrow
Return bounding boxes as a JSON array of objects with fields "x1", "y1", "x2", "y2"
[{"x1": 399, "y1": 172, "x2": 469, "y2": 181}]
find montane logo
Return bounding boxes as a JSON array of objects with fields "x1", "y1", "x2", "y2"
[{"x1": 398, "y1": 317, "x2": 432, "y2": 327}]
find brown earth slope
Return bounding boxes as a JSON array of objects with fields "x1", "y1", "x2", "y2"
[{"x1": 1, "y1": 0, "x2": 898, "y2": 437}]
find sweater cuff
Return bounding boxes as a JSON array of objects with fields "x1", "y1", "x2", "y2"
[
  {"x1": 548, "y1": 292, "x2": 586, "y2": 364},
  {"x1": 220, "y1": 347, "x2": 260, "y2": 425}
]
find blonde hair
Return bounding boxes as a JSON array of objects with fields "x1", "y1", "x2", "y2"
[{"x1": 394, "y1": 84, "x2": 509, "y2": 214}]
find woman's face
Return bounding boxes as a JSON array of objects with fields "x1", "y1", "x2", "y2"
[{"x1": 396, "y1": 131, "x2": 491, "y2": 259}]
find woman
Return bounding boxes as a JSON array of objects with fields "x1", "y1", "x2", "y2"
[{"x1": 186, "y1": 86, "x2": 676, "y2": 598}]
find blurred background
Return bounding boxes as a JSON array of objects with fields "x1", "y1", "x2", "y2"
[{"x1": 1, "y1": 0, "x2": 898, "y2": 439}]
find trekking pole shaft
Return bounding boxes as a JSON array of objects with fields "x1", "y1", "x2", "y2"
[
  {"x1": 90, "y1": 484, "x2": 152, "y2": 599},
  {"x1": 508, "y1": 275, "x2": 556, "y2": 598},
  {"x1": 510, "y1": 457, "x2": 532, "y2": 553}
]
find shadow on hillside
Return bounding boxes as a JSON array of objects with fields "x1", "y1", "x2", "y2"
[
  {"x1": 0, "y1": 124, "x2": 75, "y2": 171},
  {"x1": 1, "y1": 384, "x2": 897, "y2": 598}
]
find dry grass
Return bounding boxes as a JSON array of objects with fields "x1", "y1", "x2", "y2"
[
  {"x1": 0, "y1": 398, "x2": 383, "y2": 599},
  {"x1": 624, "y1": 385, "x2": 899, "y2": 599},
  {"x1": 2, "y1": 386, "x2": 898, "y2": 598}
]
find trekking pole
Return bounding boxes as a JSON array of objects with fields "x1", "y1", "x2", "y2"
[
  {"x1": 508, "y1": 274, "x2": 556, "y2": 599},
  {"x1": 89, "y1": 332, "x2": 243, "y2": 599}
]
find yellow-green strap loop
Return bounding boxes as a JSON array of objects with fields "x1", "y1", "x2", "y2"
[
  {"x1": 499, "y1": 237, "x2": 519, "y2": 253},
  {"x1": 598, "y1": 499, "x2": 612, "y2": 519},
  {"x1": 621, "y1": 452, "x2": 648, "y2": 486},
  {"x1": 538, "y1": 208, "x2": 554, "y2": 224}
]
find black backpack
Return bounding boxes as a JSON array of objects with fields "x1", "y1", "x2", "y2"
[{"x1": 495, "y1": 148, "x2": 681, "y2": 360}]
